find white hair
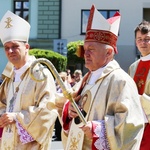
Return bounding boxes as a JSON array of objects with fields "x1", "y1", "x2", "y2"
[{"x1": 105, "y1": 45, "x2": 115, "y2": 55}]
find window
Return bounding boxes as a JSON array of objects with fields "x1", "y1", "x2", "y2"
[
  {"x1": 14, "y1": 0, "x2": 29, "y2": 21},
  {"x1": 143, "y1": 8, "x2": 150, "y2": 22},
  {"x1": 81, "y1": 9, "x2": 119, "y2": 34}
]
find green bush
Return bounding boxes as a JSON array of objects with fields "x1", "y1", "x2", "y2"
[
  {"x1": 67, "y1": 40, "x2": 84, "y2": 65},
  {"x1": 29, "y1": 49, "x2": 67, "y2": 72},
  {"x1": 29, "y1": 40, "x2": 84, "y2": 74}
]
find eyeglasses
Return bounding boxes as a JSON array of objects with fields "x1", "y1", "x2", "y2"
[{"x1": 136, "y1": 38, "x2": 150, "y2": 44}]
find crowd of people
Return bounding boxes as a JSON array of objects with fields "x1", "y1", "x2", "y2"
[
  {"x1": 0, "y1": 4, "x2": 149, "y2": 150},
  {"x1": 52, "y1": 69, "x2": 83, "y2": 141}
]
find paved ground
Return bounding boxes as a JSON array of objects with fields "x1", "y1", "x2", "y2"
[{"x1": 51, "y1": 141, "x2": 63, "y2": 150}]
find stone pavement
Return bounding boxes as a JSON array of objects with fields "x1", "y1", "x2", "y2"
[
  {"x1": 51, "y1": 141, "x2": 64, "y2": 150},
  {"x1": 51, "y1": 128, "x2": 64, "y2": 150}
]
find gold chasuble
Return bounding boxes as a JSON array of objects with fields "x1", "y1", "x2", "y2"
[
  {"x1": 65, "y1": 79, "x2": 102, "y2": 150},
  {"x1": 1, "y1": 77, "x2": 30, "y2": 149}
]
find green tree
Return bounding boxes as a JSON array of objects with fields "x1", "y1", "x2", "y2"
[
  {"x1": 29, "y1": 49, "x2": 67, "y2": 72},
  {"x1": 67, "y1": 40, "x2": 84, "y2": 69}
]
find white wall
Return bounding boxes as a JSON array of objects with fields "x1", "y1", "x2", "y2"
[
  {"x1": 61, "y1": 0, "x2": 144, "y2": 45},
  {"x1": 0, "y1": 1, "x2": 14, "y2": 74},
  {"x1": 0, "y1": 0, "x2": 38, "y2": 40},
  {"x1": 0, "y1": 0, "x2": 12, "y2": 18},
  {"x1": 29, "y1": 0, "x2": 38, "y2": 39},
  {"x1": 61, "y1": 0, "x2": 150, "y2": 72},
  {"x1": 0, "y1": 48, "x2": 8, "y2": 74}
]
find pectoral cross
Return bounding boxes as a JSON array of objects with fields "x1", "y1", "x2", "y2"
[{"x1": 9, "y1": 86, "x2": 19, "y2": 112}]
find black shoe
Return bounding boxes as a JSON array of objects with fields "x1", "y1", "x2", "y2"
[
  {"x1": 52, "y1": 135, "x2": 57, "y2": 139},
  {"x1": 52, "y1": 137, "x2": 61, "y2": 141}
]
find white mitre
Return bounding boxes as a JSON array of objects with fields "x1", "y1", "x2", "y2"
[{"x1": 0, "y1": 10, "x2": 30, "y2": 45}]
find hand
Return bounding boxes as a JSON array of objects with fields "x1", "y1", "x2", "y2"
[
  {"x1": 68, "y1": 94, "x2": 81, "y2": 118},
  {"x1": 0, "y1": 112, "x2": 16, "y2": 128},
  {"x1": 80, "y1": 121, "x2": 92, "y2": 139},
  {"x1": 68, "y1": 103, "x2": 78, "y2": 118},
  {"x1": 72, "y1": 92, "x2": 81, "y2": 99}
]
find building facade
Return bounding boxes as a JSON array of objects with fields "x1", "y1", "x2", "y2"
[{"x1": 0, "y1": 0, "x2": 150, "y2": 73}]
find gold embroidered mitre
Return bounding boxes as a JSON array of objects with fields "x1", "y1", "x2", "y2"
[{"x1": 0, "y1": 10, "x2": 30, "y2": 45}]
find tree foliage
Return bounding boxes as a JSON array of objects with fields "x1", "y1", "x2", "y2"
[
  {"x1": 29, "y1": 49, "x2": 67, "y2": 72},
  {"x1": 67, "y1": 40, "x2": 84, "y2": 65}
]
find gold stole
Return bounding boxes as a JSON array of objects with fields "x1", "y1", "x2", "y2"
[
  {"x1": 134, "y1": 60, "x2": 150, "y2": 95},
  {"x1": 1, "y1": 76, "x2": 29, "y2": 150},
  {"x1": 65, "y1": 80, "x2": 102, "y2": 150},
  {"x1": 1, "y1": 81, "x2": 21, "y2": 150}
]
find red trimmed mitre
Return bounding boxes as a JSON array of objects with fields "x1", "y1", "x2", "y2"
[{"x1": 85, "y1": 5, "x2": 121, "y2": 53}]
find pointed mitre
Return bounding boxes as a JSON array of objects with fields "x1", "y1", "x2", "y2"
[
  {"x1": 0, "y1": 10, "x2": 30, "y2": 45},
  {"x1": 85, "y1": 5, "x2": 121, "y2": 53}
]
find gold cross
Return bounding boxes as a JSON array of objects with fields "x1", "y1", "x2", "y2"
[
  {"x1": 70, "y1": 137, "x2": 79, "y2": 150},
  {"x1": 5, "y1": 17, "x2": 13, "y2": 28}
]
